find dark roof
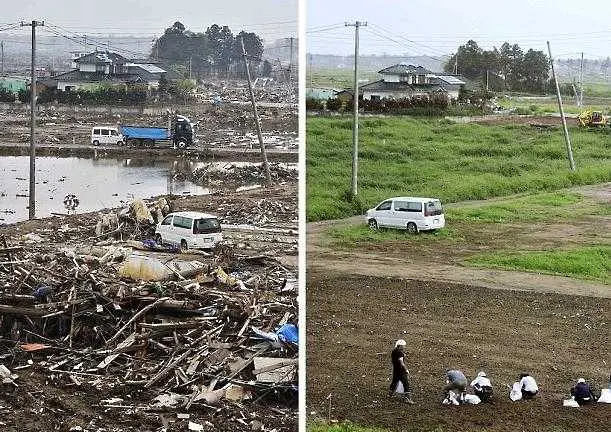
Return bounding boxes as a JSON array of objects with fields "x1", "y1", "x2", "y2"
[
  {"x1": 360, "y1": 79, "x2": 446, "y2": 93},
  {"x1": 74, "y1": 51, "x2": 128, "y2": 65},
  {"x1": 378, "y1": 64, "x2": 433, "y2": 75},
  {"x1": 430, "y1": 75, "x2": 466, "y2": 86}
]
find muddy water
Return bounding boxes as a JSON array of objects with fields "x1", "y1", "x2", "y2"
[{"x1": 0, "y1": 156, "x2": 210, "y2": 224}]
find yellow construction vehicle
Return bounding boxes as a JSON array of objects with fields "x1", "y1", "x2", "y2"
[{"x1": 577, "y1": 110, "x2": 608, "y2": 127}]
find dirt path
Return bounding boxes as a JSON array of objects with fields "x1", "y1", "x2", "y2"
[{"x1": 307, "y1": 184, "x2": 610, "y2": 298}]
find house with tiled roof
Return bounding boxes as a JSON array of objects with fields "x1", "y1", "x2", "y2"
[
  {"x1": 359, "y1": 63, "x2": 465, "y2": 102},
  {"x1": 40, "y1": 51, "x2": 179, "y2": 91}
]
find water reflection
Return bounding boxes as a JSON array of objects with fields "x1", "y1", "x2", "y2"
[{"x1": 0, "y1": 156, "x2": 210, "y2": 224}]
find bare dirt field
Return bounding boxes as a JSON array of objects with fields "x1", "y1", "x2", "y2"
[
  {"x1": 306, "y1": 184, "x2": 610, "y2": 431},
  {"x1": 306, "y1": 274, "x2": 609, "y2": 432}
]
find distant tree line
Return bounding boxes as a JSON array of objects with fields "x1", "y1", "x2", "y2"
[
  {"x1": 151, "y1": 21, "x2": 272, "y2": 79},
  {"x1": 445, "y1": 40, "x2": 550, "y2": 94}
]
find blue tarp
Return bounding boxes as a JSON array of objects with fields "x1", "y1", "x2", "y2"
[
  {"x1": 275, "y1": 323, "x2": 298, "y2": 344},
  {"x1": 120, "y1": 126, "x2": 170, "y2": 140}
]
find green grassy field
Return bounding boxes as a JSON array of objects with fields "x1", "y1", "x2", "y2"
[
  {"x1": 498, "y1": 95, "x2": 611, "y2": 115},
  {"x1": 467, "y1": 245, "x2": 611, "y2": 283},
  {"x1": 306, "y1": 116, "x2": 611, "y2": 222},
  {"x1": 307, "y1": 67, "x2": 380, "y2": 89}
]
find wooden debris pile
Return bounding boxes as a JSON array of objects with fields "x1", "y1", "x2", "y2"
[{"x1": 0, "y1": 233, "x2": 298, "y2": 429}]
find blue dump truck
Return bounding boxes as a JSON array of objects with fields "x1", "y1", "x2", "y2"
[{"x1": 118, "y1": 115, "x2": 195, "y2": 149}]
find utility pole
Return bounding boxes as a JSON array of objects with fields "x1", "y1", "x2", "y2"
[
  {"x1": 189, "y1": 55, "x2": 192, "y2": 79},
  {"x1": 288, "y1": 37, "x2": 294, "y2": 77},
  {"x1": 21, "y1": 21, "x2": 44, "y2": 220},
  {"x1": 578, "y1": 52, "x2": 584, "y2": 107},
  {"x1": 454, "y1": 53, "x2": 458, "y2": 75},
  {"x1": 547, "y1": 41, "x2": 575, "y2": 171},
  {"x1": 486, "y1": 69, "x2": 489, "y2": 92},
  {"x1": 1, "y1": 41, "x2": 4, "y2": 75},
  {"x1": 345, "y1": 20, "x2": 366, "y2": 197},
  {"x1": 240, "y1": 37, "x2": 271, "y2": 184}
]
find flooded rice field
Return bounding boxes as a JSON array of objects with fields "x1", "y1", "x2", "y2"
[{"x1": 0, "y1": 156, "x2": 211, "y2": 223}]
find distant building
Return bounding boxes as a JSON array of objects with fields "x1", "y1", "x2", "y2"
[
  {"x1": 358, "y1": 63, "x2": 465, "y2": 102},
  {"x1": 306, "y1": 87, "x2": 339, "y2": 100},
  {"x1": 40, "y1": 50, "x2": 178, "y2": 91}
]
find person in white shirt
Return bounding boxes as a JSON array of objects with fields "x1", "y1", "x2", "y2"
[
  {"x1": 470, "y1": 371, "x2": 493, "y2": 402},
  {"x1": 519, "y1": 373, "x2": 539, "y2": 399}
]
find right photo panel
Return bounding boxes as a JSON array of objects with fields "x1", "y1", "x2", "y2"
[{"x1": 305, "y1": 0, "x2": 611, "y2": 431}]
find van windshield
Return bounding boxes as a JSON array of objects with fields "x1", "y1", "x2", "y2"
[
  {"x1": 425, "y1": 201, "x2": 443, "y2": 216},
  {"x1": 193, "y1": 218, "x2": 221, "y2": 234}
]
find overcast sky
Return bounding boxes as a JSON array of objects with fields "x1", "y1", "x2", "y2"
[
  {"x1": 307, "y1": 0, "x2": 611, "y2": 59},
  {"x1": 1, "y1": 0, "x2": 297, "y2": 42}
]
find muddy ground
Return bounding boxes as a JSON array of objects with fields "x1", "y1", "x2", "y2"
[
  {"x1": 306, "y1": 184, "x2": 610, "y2": 431},
  {"x1": 306, "y1": 274, "x2": 609, "y2": 432},
  {"x1": 0, "y1": 83, "x2": 298, "y2": 155}
]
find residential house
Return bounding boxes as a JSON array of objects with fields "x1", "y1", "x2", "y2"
[
  {"x1": 41, "y1": 50, "x2": 177, "y2": 91},
  {"x1": 358, "y1": 63, "x2": 465, "y2": 102}
]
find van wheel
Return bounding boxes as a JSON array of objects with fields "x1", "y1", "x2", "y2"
[
  {"x1": 180, "y1": 239, "x2": 188, "y2": 252},
  {"x1": 92, "y1": 140, "x2": 99, "y2": 146},
  {"x1": 117, "y1": 140, "x2": 124, "y2": 146},
  {"x1": 155, "y1": 234, "x2": 163, "y2": 245},
  {"x1": 176, "y1": 140, "x2": 188, "y2": 149},
  {"x1": 368, "y1": 219, "x2": 378, "y2": 230},
  {"x1": 407, "y1": 222, "x2": 418, "y2": 234}
]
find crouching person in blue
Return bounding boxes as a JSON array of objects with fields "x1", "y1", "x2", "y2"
[
  {"x1": 470, "y1": 371, "x2": 493, "y2": 402},
  {"x1": 571, "y1": 378, "x2": 596, "y2": 405},
  {"x1": 389, "y1": 339, "x2": 414, "y2": 404}
]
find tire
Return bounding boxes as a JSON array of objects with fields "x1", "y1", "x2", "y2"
[
  {"x1": 155, "y1": 234, "x2": 163, "y2": 245},
  {"x1": 145, "y1": 139, "x2": 154, "y2": 148},
  {"x1": 180, "y1": 239, "x2": 188, "y2": 252},
  {"x1": 407, "y1": 222, "x2": 418, "y2": 234},
  {"x1": 176, "y1": 140, "x2": 188, "y2": 149},
  {"x1": 368, "y1": 219, "x2": 378, "y2": 230},
  {"x1": 92, "y1": 140, "x2": 99, "y2": 146},
  {"x1": 117, "y1": 140, "x2": 124, "y2": 146}
]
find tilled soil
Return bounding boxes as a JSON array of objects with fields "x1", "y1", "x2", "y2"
[{"x1": 306, "y1": 273, "x2": 610, "y2": 432}]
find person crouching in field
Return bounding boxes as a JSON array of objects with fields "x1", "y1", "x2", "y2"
[
  {"x1": 443, "y1": 369, "x2": 468, "y2": 404},
  {"x1": 470, "y1": 371, "x2": 493, "y2": 402},
  {"x1": 389, "y1": 339, "x2": 414, "y2": 404},
  {"x1": 519, "y1": 373, "x2": 539, "y2": 399},
  {"x1": 571, "y1": 378, "x2": 596, "y2": 405}
]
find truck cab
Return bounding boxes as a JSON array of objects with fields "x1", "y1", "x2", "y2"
[{"x1": 172, "y1": 115, "x2": 194, "y2": 149}]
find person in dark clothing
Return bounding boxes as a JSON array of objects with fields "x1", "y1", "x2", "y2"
[
  {"x1": 571, "y1": 378, "x2": 596, "y2": 405},
  {"x1": 389, "y1": 339, "x2": 414, "y2": 403}
]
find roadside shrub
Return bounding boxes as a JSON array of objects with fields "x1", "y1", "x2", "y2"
[
  {"x1": 306, "y1": 97, "x2": 325, "y2": 111},
  {"x1": 326, "y1": 97, "x2": 343, "y2": 111},
  {"x1": 0, "y1": 88, "x2": 15, "y2": 102}
]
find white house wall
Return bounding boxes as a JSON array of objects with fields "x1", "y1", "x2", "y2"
[{"x1": 79, "y1": 64, "x2": 96, "y2": 73}]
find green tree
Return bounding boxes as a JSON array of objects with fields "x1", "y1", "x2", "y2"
[{"x1": 521, "y1": 49, "x2": 549, "y2": 94}]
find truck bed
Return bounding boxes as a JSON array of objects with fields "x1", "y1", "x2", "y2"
[{"x1": 120, "y1": 126, "x2": 170, "y2": 140}]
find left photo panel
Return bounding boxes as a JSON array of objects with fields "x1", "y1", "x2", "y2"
[{"x1": 0, "y1": 0, "x2": 299, "y2": 431}]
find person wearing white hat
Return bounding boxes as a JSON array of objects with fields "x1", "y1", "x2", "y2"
[
  {"x1": 470, "y1": 371, "x2": 493, "y2": 402},
  {"x1": 571, "y1": 378, "x2": 595, "y2": 405},
  {"x1": 389, "y1": 339, "x2": 414, "y2": 404}
]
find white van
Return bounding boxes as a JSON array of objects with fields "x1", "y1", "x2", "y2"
[
  {"x1": 365, "y1": 197, "x2": 445, "y2": 233},
  {"x1": 91, "y1": 126, "x2": 124, "y2": 146},
  {"x1": 155, "y1": 211, "x2": 223, "y2": 250}
]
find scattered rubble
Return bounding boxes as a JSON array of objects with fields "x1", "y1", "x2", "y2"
[{"x1": 0, "y1": 185, "x2": 298, "y2": 431}]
